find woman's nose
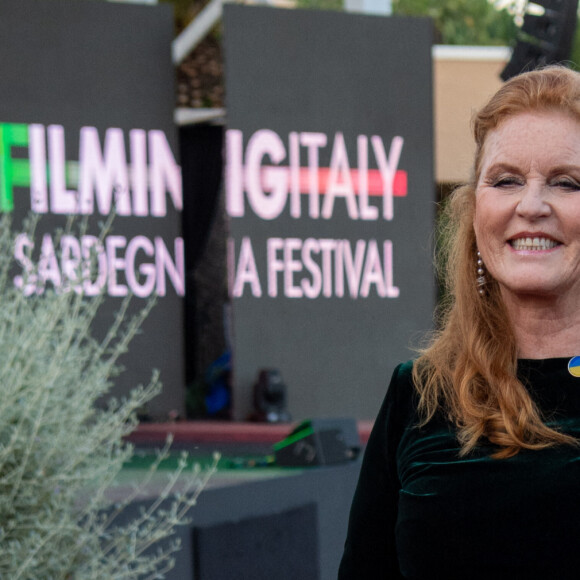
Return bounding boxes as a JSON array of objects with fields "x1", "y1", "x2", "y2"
[{"x1": 515, "y1": 183, "x2": 551, "y2": 219}]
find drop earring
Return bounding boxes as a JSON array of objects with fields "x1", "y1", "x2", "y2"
[{"x1": 476, "y1": 251, "x2": 487, "y2": 295}]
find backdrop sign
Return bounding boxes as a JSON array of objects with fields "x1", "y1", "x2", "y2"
[
  {"x1": 223, "y1": 5, "x2": 435, "y2": 420},
  {"x1": 0, "y1": 0, "x2": 184, "y2": 415}
]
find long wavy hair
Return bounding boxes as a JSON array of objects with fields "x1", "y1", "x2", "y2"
[{"x1": 413, "y1": 66, "x2": 580, "y2": 458}]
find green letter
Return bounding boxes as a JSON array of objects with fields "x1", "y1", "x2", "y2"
[{"x1": 0, "y1": 123, "x2": 30, "y2": 212}]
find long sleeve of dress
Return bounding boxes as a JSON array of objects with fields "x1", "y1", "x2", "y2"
[{"x1": 338, "y1": 363, "x2": 410, "y2": 579}]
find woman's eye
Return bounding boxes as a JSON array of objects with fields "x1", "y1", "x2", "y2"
[
  {"x1": 553, "y1": 178, "x2": 580, "y2": 191},
  {"x1": 492, "y1": 176, "x2": 522, "y2": 188}
]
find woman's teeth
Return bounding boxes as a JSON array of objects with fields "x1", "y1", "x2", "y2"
[{"x1": 510, "y1": 237, "x2": 558, "y2": 251}]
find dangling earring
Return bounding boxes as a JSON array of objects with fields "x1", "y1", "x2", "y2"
[{"x1": 476, "y1": 251, "x2": 486, "y2": 295}]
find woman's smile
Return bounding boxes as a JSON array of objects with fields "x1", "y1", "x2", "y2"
[{"x1": 508, "y1": 236, "x2": 560, "y2": 251}]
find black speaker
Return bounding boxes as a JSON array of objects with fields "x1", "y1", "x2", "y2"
[
  {"x1": 273, "y1": 418, "x2": 360, "y2": 467},
  {"x1": 501, "y1": 0, "x2": 579, "y2": 81}
]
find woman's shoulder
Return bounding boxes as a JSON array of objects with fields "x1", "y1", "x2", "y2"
[
  {"x1": 386, "y1": 359, "x2": 416, "y2": 403},
  {"x1": 392, "y1": 359, "x2": 415, "y2": 381},
  {"x1": 374, "y1": 359, "x2": 419, "y2": 431},
  {"x1": 366, "y1": 360, "x2": 419, "y2": 469}
]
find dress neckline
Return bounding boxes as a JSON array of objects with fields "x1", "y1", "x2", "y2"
[{"x1": 517, "y1": 357, "x2": 571, "y2": 371}]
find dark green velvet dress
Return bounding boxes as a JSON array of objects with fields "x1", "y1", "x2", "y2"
[{"x1": 338, "y1": 358, "x2": 580, "y2": 579}]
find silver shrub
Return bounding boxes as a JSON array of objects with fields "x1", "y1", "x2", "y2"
[{"x1": 0, "y1": 215, "x2": 216, "y2": 579}]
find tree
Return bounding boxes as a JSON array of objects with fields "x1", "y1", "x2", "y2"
[{"x1": 392, "y1": 0, "x2": 517, "y2": 45}]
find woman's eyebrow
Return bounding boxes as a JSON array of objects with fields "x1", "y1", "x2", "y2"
[{"x1": 481, "y1": 162, "x2": 519, "y2": 175}]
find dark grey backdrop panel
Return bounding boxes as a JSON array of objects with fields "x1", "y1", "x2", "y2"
[
  {"x1": 193, "y1": 504, "x2": 319, "y2": 579},
  {"x1": 0, "y1": 0, "x2": 184, "y2": 415},
  {"x1": 223, "y1": 6, "x2": 435, "y2": 420}
]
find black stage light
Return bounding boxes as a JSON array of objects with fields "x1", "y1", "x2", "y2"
[
  {"x1": 251, "y1": 368, "x2": 291, "y2": 423},
  {"x1": 501, "y1": 0, "x2": 579, "y2": 81}
]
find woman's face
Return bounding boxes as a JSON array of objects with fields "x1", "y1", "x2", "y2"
[{"x1": 474, "y1": 110, "x2": 580, "y2": 303}]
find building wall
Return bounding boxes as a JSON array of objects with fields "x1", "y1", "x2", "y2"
[{"x1": 433, "y1": 46, "x2": 510, "y2": 184}]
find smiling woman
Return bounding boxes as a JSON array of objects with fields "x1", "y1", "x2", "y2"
[
  {"x1": 339, "y1": 66, "x2": 580, "y2": 579},
  {"x1": 474, "y1": 111, "x2": 580, "y2": 319}
]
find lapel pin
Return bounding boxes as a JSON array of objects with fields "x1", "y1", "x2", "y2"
[{"x1": 568, "y1": 357, "x2": 580, "y2": 377}]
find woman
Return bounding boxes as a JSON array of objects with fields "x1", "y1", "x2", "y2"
[{"x1": 339, "y1": 66, "x2": 580, "y2": 579}]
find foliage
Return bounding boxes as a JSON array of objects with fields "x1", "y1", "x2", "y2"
[
  {"x1": 569, "y1": 24, "x2": 580, "y2": 71},
  {"x1": 227, "y1": 0, "x2": 518, "y2": 45},
  {"x1": 0, "y1": 215, "x2": 216, "y2": 579},
  {"x1": 159, "y1": 0, "x2": 202, "y2": 34},
  {"x1": 294, "y1": 0, "x2": 343, "y2": 12},
  {"x1": 392, "y1": 0, "x2": 517, "y2": 45}
]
